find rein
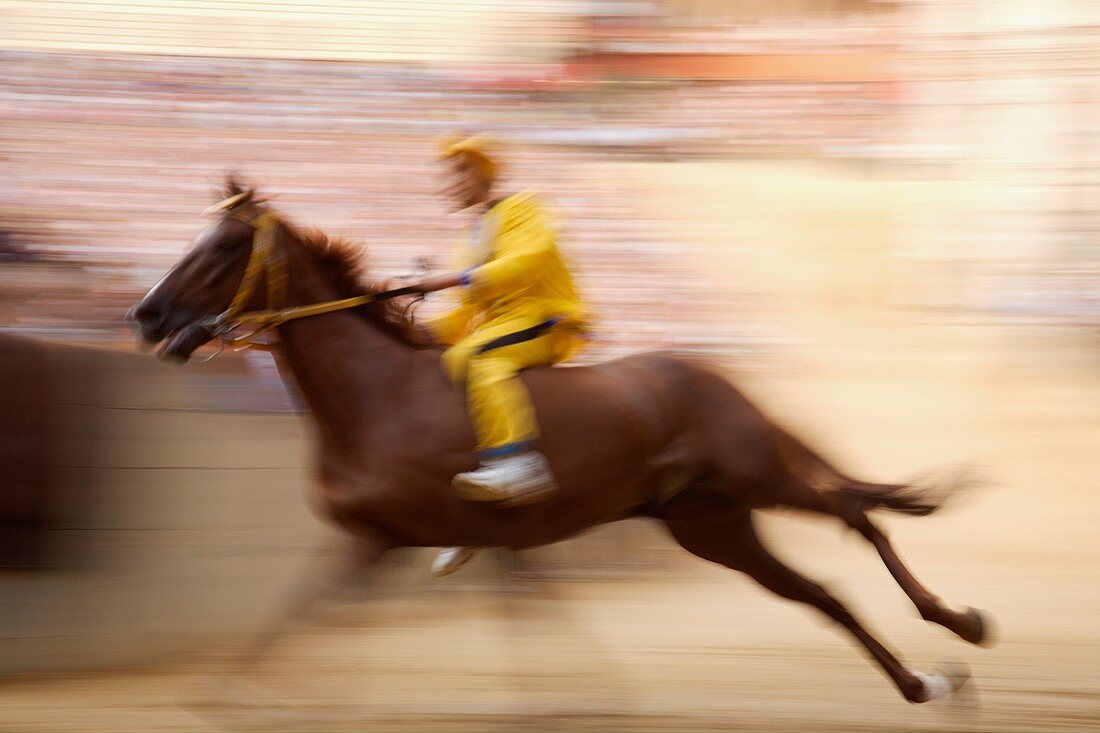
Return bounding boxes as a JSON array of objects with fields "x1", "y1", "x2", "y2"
[{"x1": 196, "y1": 194, "x2": 416, "y2": 355}]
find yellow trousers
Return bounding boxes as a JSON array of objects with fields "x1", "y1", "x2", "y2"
[{"x1": 441, "y1": 318, "x2": 579, "y2": 458}]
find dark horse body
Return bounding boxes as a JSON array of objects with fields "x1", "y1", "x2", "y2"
[{"x1": 132, "y1": 181, "x2": 991, "y2": 705}]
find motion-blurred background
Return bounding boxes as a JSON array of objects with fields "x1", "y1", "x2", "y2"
[{"x1": 0, "y1": 2, "x2": 1097, "y2": 731}]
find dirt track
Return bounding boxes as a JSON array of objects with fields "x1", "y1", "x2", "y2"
[{"x1": 2, "y1": 315, "x2": 1098, "y2": 732}]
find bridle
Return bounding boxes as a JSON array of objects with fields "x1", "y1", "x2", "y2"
[{"x1": 194, "y1": 193, "x2": 416, "y2": 356}]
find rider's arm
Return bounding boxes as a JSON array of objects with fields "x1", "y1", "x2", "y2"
[
  {"x1": 411, "y1": 195, "x2": 551, "y2": 302},
  {"x1": 412, "y1": 270, "x2": 465, "y2": 293},
  {"x1": 462, "y1": 196, "x2": 552, "y2": 300}
]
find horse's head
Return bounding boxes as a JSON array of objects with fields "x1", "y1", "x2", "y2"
[{"x1": 130, "y1": 176, "x2": 269, "y2": 362}]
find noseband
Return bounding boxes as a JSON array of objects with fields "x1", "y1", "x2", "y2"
[{"x1": 196, "y1": 193, "x2": 416, "y2": 354}]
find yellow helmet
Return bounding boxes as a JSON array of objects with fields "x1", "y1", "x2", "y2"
[{"x1": 439, "y1": 134, "x2": 499, "y2": 182}]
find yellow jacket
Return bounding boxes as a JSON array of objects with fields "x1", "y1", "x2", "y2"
[{"x1": 423, "y1": 191, "x2": 589, "y2": 346}]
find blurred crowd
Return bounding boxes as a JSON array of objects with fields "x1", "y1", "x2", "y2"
[
  {"x1": 1, "y1": 2, "x2": 1097, "y2": 352},
  {"x1": 0, "y1": 49, "x2": 830, "y2": 357},
  {"x1": 593, "y1": 12, "x2": 898, "y2": 54}
]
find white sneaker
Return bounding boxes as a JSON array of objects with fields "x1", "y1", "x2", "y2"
[
  {"x1": 431, "y1": 546, "x2": 478, "y2": 577},
  {"x1": 452, "y1": 451, "x2": 558, "y2": 505}
]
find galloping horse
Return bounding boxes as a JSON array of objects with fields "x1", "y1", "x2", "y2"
[{"x1": 131, "y1": 178, "x2": 992, "y2": 704}]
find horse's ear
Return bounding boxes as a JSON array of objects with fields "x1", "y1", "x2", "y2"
[
  {"x1": 222, "y1": 172, "x2": 255, "y2": 201},
  {"x1": 206, "y1": 173, "x2": 261, "y2": 215}
]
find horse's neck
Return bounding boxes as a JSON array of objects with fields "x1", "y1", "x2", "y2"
[{"x1": 273, "y1": 239, "x2": 411, "y2": 447}]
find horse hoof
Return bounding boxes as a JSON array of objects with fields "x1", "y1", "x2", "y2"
[
  {"x1": 960, "y1": 606, "x2": 997, "y2": 647},
  {"x1": 910, "y1": 660, "x2": 973, "y2": 704}
]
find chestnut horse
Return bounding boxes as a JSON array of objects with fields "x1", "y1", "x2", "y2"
[{"x1": 131, "y1": 179, "x2": 992, "y2": 704}]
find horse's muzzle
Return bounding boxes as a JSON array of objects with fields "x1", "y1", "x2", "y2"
[
  {"x1": 156, "y1": 322, "x2": 214, "y2": 363},
  {"x1": 129, "y1": 297, "x2": 211, "y2": 362}
]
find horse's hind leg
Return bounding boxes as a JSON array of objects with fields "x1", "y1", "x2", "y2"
[
  {"x1": 664, "y1": 511, "x2": 956, "y2": 703},
  {"x1": 848, "y1": 513, "x2": 992, "y2": 646}
]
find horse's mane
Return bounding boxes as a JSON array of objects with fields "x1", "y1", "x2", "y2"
[
  {"x1": 290, "y1": 225, "x2": 429, "y2": 349},
  {"x1": 216, "y1": 175, "x2": 429, "y2": 349}
]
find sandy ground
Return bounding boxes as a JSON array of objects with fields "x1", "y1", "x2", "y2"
[
  {"x1": 2, "y1": 322, "x2": 1096, "y2": 732},
  {"x1": 2, "y1": 160, "x2": 1097, "y2": 731}
]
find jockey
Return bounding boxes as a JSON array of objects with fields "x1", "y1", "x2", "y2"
[{"x1": 410, "y1": 136, "x2": 589, "y2": 575}]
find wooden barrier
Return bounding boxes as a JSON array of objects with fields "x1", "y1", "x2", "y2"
[{"x1": 0, "y1": 334, "x2": 325, "y2": 674}]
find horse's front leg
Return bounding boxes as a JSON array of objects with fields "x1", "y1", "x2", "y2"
[
  {"x1": 489, "y1": 548, "x2": 638, "y2": 715},
  {"x1": 235, "y1": 532, "x2": 394, "y2": 672}
]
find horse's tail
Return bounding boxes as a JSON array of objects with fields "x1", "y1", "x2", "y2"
[
  {"x1": 774, "y1": 428, "x2": 975, "y2": 518},
  {"x1": 836, "y1": 474, "x2": 969, "y2": 517}
]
